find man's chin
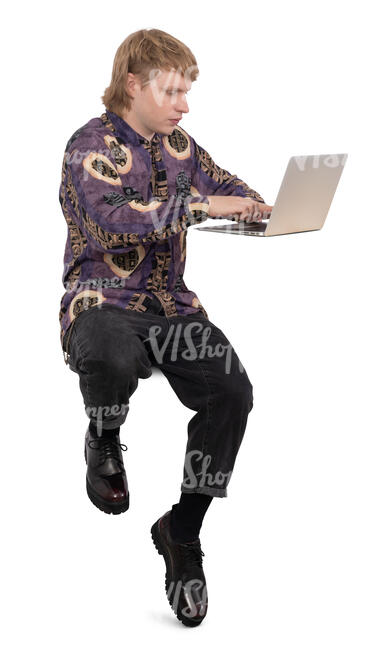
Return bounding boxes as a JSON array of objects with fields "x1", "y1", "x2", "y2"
[{"x1": 158, "y1": 125, "x2": 176, "y2": 136}]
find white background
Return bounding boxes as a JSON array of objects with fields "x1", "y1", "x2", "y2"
[{"x1": 2, "y1": 0, "x2": 373, "y2": 647}]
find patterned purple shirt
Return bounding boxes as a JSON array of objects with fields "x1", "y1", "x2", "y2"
[{"x1": 59, "y1": 109, "x2": 265, "y2": 363}]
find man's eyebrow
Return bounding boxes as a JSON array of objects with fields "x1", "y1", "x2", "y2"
[{"x1": 163, "y1": 87, "x2": 190, "y2": 92}]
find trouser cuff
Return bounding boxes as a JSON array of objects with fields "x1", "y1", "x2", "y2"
[
  {"x1": 180, "y1": 484, "x2": 227, "y2": 497},
  {"x1": 87, "y1": 406, "x2": 129, "y2": 430}
]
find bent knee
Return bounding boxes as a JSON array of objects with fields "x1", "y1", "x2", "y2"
[
  {"x1": 83, "y1": 356, "x2": 133, "y2": 378},
  {"x1": 84, "y1": 353, "x2": 152, "y2": 381},
  {"x1": 219, "y1": 374, "x2": 253, "y2": 411}
]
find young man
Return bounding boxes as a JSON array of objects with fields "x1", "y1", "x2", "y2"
[{"x1": 59, "y1": 28, "x2": 272, "y2": 627}]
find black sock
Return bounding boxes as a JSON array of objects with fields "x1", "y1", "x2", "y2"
[
  {"x1": 89, "y1": 420, "x2": 120, "y2": 437},
  {"x1": 169, "y1": 492, "x2": 214, "y2": 543}
]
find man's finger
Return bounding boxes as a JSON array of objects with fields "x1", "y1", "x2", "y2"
[{"x1": 260, "y1": 204, "x2": 273, "y2": 213}]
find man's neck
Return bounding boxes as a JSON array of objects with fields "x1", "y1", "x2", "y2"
[{"x1": 120, "y1": 110, "x2": 155, "y2": 142}]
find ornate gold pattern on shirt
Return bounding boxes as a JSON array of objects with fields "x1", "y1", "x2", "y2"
[
  {"x1": 82, "y1": 151, "x2": 122, "y2": 186},
  {"x1": 163, "y1": 126, "x2": 191, "y2": 160},
  {"x1": 146, "y1": 250, "x2": 171, "y2": 292},
  {"x1": 65, "y1": 162, "x2": 81, "y2": 220},
  {"x1": 80, "y1": 204, "x2": 207, "y2": 252},
  {"x1": 125, "y1": 292, "x2": 151, "y2": 312},
  {"x1": 100, "y1": 112, "x2": 116, "y2": 133},
  {"x1": 65, "y1": 265, "x2": 82, "y2": 292},
  {"x1": 68, "y1": 290, "x2": 106, "y2": 321},
  {"x1": 60, "y1": 160, "x2": 88, "y2": 296},
  {"x1": 152, "y1": 291, "x2": 178, "y2": 317},
  {"x1": 128, "y1": 198, "x2": 163, "y2": 212},
  {"x1": 103, "y1": 134, "x2": 133, "y2": 174},
  {"x1": 78, "y1": 148, "x2": 165, "y2": 215},
  {"x1": 142, "y1": 138, "x2": 168, "y2": 201},
  {"x1": 60, "y1": 158, "x2": 88, "y2": 266},
  {"x1": 104, "y1": 247, "x2": 145, "y2": 278},
  {"x1": 81, "y1": 207, "x2": 140, "y2": 249},
  {"x1": 175, "y1": 170, "x2": 192, "y2": 200}
]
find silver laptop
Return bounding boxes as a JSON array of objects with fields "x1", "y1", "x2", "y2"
[{"x1": 195, "y1": 153, "x2": 348, "y2": 237}]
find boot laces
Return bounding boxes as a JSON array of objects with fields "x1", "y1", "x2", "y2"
[
  {"x1": 179, "y1": 540, "x2": 205, "y2": 569},
  {"x1": 88, "y1": 437, "x2": 127, "y2": 467}
]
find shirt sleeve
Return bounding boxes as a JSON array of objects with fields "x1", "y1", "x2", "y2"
[
  {"x1": 60, "y1": 132, "x2": 211, "y2": 254},
  {"x1": 190, "y1": 136, "x2": 266, "y2": 204}
]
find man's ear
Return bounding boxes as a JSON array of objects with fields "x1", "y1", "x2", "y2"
[{"x1": 126, "y1": 72, "x2": 137, "y2": 99}]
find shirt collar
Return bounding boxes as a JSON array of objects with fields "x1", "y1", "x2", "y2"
[{"x1": 105, "y1": 109, "x2": 160, "y2": 147}]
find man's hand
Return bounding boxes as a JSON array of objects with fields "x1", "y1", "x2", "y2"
[{"x1": 207, "y1": 196, "x2": 273, "y2": 222}]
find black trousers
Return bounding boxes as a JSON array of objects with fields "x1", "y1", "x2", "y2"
[{"x1": 62, "y1": 302, "x2": 253, "y2": 497}]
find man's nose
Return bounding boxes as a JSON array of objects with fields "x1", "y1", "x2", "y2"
[{"x1": 175, "y1": 97, "x2": 189, "y2": 114}]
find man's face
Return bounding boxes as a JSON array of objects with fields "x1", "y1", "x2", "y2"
[{"x1": 128, "y1": 68, "x2": 192, "y2": 137}]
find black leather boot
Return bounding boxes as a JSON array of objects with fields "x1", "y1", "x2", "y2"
[
  {"x1": 84, "y1": 425, "x2": 129, "y2": 515},
  {"x1": 151, "y1": 510, "x2": 208, "y2": 626}
]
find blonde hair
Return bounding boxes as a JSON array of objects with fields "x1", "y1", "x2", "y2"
[{"x1": 101, "y1": 29, "x2": 199, "y2": 114}]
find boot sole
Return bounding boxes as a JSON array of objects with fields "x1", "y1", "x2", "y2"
[
  {"x1": 84, "y1": 444, "x2": 129, "y2": 515},
  {"x1": 150, "y1": 519, "x2": 206, "y2": 627},
  {"x1": 86, "y1": 477, "x2": 129, "y2": 515}
]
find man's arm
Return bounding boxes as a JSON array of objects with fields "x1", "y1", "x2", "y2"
[
  {"x1": 190, "y1": 136, "x2": 266, "y2": 204},
  {"x1": 60, "y1": 132, "x2": 211, "y2": 253}
]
